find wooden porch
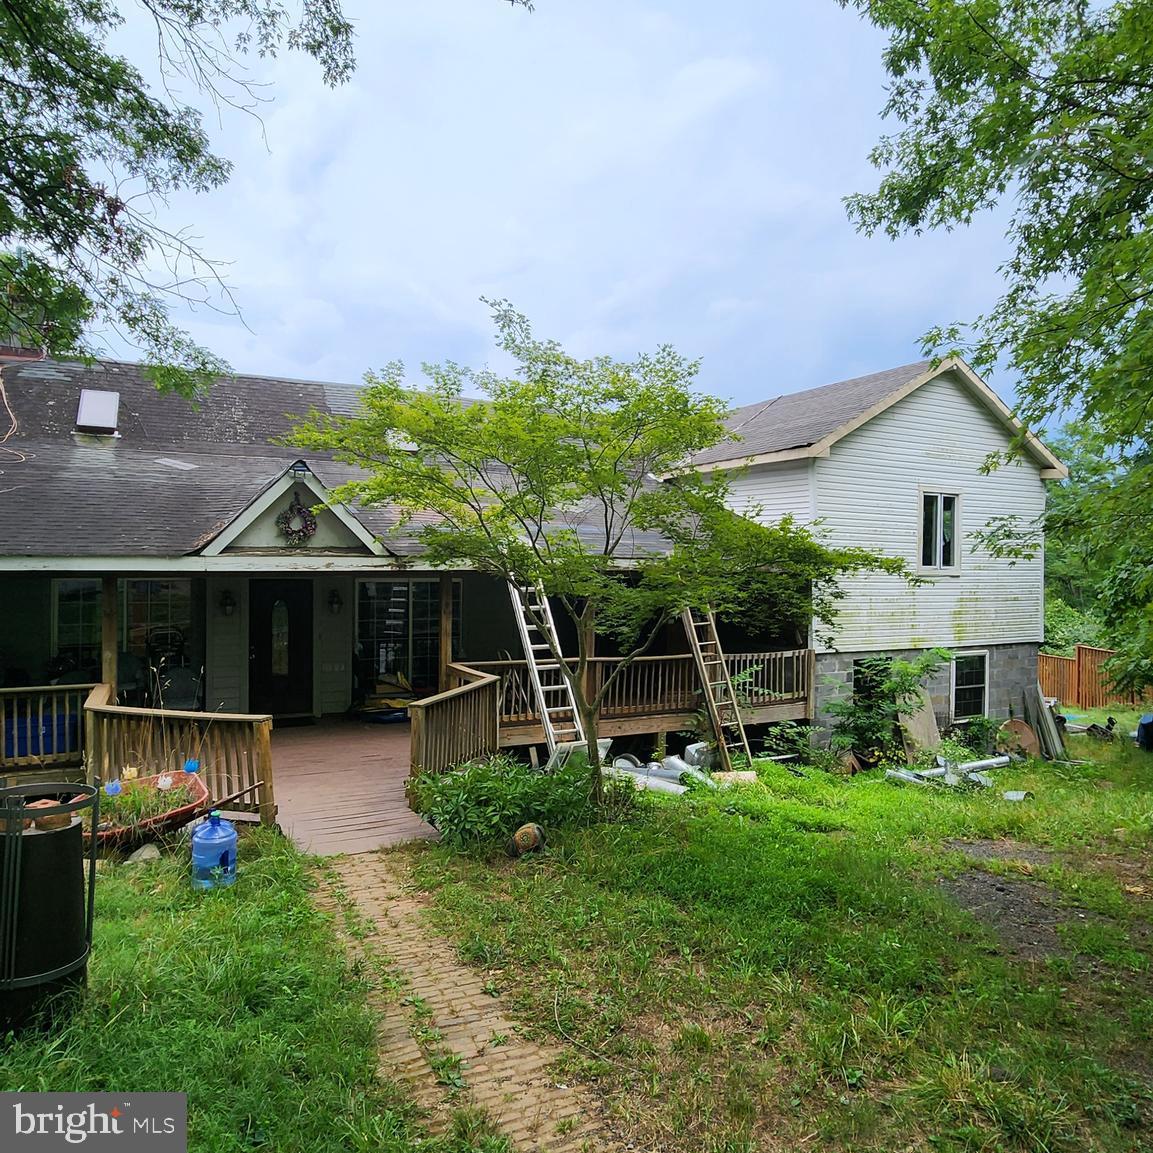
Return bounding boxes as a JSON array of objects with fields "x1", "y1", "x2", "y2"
[
  {"x1": 410, "y1": 648, "x2": 814, "y2": 774},
  {"x1": 1, "y1": 646, "x2": 813, "y2": 856},
  {"x1": 272, "y1": 720, "x2": 435, "y2": 855}
]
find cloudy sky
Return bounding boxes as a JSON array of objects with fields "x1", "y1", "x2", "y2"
[{"x1": 116, "y1": 0, "x2": 1012, "y2": 408}]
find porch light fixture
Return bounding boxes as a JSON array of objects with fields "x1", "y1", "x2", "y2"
[
  {"x1": 328, "y1": 589, "x2": 343, "y2": 615},
  {"x1": 289, "y1": 460, "x2": 310, "y2": 480},
  {"x1": 219, "y1": 590, "x2": 236, "y2": 617}
]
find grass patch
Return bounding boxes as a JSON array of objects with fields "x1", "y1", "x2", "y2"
[
  {"x1": 0, "y1": 830, "x2": 503, "y2": 1152},
  {"x1": 404, "y1": 742, "x2": 1153, "y2": 1152}
]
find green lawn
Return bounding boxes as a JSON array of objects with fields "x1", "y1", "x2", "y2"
[
  {"x1": 0, "y1": 829, "x2": 506, "y2": 1153},
  {"x1": 406, "y1": 725, "x2": 1153, "y2": 1152}
]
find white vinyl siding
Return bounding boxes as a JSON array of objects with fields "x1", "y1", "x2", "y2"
[
  {"x1": 204, "y1": 576, "x2": 248, "y2": 712},
  {"x1": 315, "y1": 575, "x2": 354, "y2": 715},
  {"x1": 725, "y1": 459, "x2": 814, "y2": 524},
  {"x1": 809, "y1": 371, "x2": 1046, "y2": 653}
]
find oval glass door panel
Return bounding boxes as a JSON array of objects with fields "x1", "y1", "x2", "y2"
[{"x1": 271, "y1": 599, "x2": 290, "y2": 676}]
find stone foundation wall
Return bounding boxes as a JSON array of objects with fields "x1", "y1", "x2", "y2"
[{"x1": 813, "y1": 642, "x2": 1039, "y2": 737}]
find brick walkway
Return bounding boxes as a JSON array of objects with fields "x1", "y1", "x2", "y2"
[{"x1": 318, "y1": 852, "x2": 617, "y2": 1152}]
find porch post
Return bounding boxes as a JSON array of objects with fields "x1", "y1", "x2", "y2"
[
  {"x1": 100, "y1": 574, "x2": 118, "y2": 689},
  {"x1": 438, "y1": 573, "x2": 454, "y2": 692}
]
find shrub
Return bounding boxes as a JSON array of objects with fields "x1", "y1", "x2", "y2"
[
  {"x1": 409, "y1": 753, "x2": 597, "y2": 848},
  {"x1": 826, "y1": 649, "x2": 949, "y2": 763}
]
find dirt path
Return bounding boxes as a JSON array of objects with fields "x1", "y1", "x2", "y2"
[{"x1": 317, "y1": 851, "x2": 617, "y2": 1153}]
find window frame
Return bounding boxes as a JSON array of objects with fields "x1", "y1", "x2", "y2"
[
  {"x1": 354, "y1": 577, "x2": 463, "y2": 693},
  {"x1": 950, "y1": 650, "x2": 989, "y2": 722},
  {"x1": 918, "y1": 488, "x2": 962, "y2": 574}
]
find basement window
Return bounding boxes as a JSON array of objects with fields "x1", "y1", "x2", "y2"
[
  {"x1": 920, "y1": 492, "x2": 959, "y2": 571},
  {"x1": 952, "y1": 652, "x2": 988, "y2": 721},
  {"x1": 75, "y1": 389, "x2": 120, "y2": 435}
]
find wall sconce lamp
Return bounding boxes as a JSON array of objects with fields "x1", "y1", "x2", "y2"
[
  {"x1": 219, "y1": 589, "x2": 236, "y2": 617},
  {"x1": 289, "y1": 460, "x2": 310, "y2": 480},
  {"x1": 328, "y1": 589, "x2": 344, "y2": 615}
]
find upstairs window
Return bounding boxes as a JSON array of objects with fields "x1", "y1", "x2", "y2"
[{"x1": 921, "y1": 492, "x2": 959, "y2": 570}]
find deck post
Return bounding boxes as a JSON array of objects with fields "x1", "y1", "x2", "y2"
[
  {"x1": 254, "y1": 719, "x2": 276, "y2": 826},
  {"x1": 101, "y1": 575, "x2": 118, "y2": 691},
  {"x1": 438, "y1": 574, "x2": 454, "y2": 692}
]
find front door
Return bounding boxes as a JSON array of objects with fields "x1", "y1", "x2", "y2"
[{"x1": 249, "y1": 580, "x2": 313, "y2": 716}]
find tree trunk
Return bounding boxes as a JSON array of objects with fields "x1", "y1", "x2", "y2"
[{"x1": 582, "y1": 705, "x2": 604, "y2": 806}]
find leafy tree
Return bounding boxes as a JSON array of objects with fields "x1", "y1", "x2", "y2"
[
  {"x1": 0, "y1": 0, "x2": 530, "y2": 395},
  {"x1": 839, "y1": 0, "x2": 1153, "y2": 686},
  {"x1": 291, "y1": 303, "x2": 905, "y2": 792}
]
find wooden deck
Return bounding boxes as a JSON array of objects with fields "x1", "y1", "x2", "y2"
[{"x1": 272, "y1": 719, "x2": 437, "y2": 856}]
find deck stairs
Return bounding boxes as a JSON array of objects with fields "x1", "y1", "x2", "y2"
[
  {"x1": 681, "y1": 606, "x2": 752, "y2": 772},
  {"x1": 508, "y1": 582, "x2": 586, "y2": 752}
]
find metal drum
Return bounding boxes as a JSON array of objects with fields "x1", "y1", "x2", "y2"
[{"x1": 0, "y1": 783, "x2": 99, "y2": 1030}]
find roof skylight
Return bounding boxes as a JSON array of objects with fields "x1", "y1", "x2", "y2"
[{"x1": 75, "y1": 389, "x2": 120, "y2": 435}]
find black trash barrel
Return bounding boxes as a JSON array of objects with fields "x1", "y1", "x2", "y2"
[{"x1": 0, "y1": 784, "x2": 98, "y2": 1031}]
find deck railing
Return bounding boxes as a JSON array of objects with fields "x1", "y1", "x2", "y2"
[
  {"x1": 83, "y1": 685, "x2": 276, "y2": 824},
  {"x1": 467, "y1": 649, "x2": 812, "y2": 728},
  {"x1": 408, "y1": 662, "x2": 501, "y2": 778},
  {"x1": 0, "y1": 683, "x2": 96, "y2": 773}
]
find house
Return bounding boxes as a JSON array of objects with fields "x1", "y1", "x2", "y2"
[
  {"x1": 0, "y1": 356, "x2": 811, "y2": 840},
  {"x1": 686, "y1": 357, "x2": 1066, "y2": 733}
]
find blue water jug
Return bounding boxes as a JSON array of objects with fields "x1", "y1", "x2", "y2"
[{"x1": 191, "y1": 811, "x2": 238, "y2": 890}]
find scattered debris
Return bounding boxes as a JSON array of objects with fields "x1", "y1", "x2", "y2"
[
  {"x1": 898, "y1": 688, "x2": 941, "y2": 761},
  {"x1": 1085, "y1": 716, "x2": 1117, "y2": 741},
  {"x1": 839, "y1": 751, "x2": 864, "y2": 775},
  {"x1": 683, "y1": 741, "x2": 712, "y2": 768},
  {"x1": 1002, "y1": 791, "x2": 1033, "y2": 802},
  {"x1": 506, "y1": 822, "x2": 545, "y2": 857},
  {"x1": 886, "y1": 754, "x2": 1012, "y2": 792},
  {"x1": 712, "y1": 771, "x2": 759, "y2": 786},
  {"x1": 1024, "y1": 682, "x2": 1067, "y2": 760},
  {"x1": 603, "y1": 764, "x2": 687, "y2": 795},
  {"x1": 996, "y1": 718, "x2": 1039, "y2": 758},
  {"x1": 605, "y1": 754, "x2": 718, "y2": 794},
  {"x1": 126, "y1": 843, "x2": 162, "y2": 864}
]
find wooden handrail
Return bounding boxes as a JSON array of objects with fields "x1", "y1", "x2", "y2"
[
  {"x1": 466, "y1": 650, "x2": 812, "y2": 725},
  {"x1": 83, "y1": 683, "x2": 276, "y2": 824},
  {"x1": 83, "y1": 698, "x2": 273, "y2": 726},
  {"x1": 0, "y1": 683, "x2": 99, "y2": 696},
  {"x1": 408, "y1": 662, "x2": 501, "y2": 783}
]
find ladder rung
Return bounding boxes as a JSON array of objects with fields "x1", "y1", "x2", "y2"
[
  {"x1": 530, "y1": 643, "x2": 551, "y2": 650},
  {"x1": 539, "y1": 684, "x2": 568, "y2": 692}
]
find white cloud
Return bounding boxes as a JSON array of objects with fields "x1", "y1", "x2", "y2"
[{"x1": 100, "y1": 0, "x2": 1019, "y2": 407}]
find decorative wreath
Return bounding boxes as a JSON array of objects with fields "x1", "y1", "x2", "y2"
[{"x1": 276, "y1": 492, "x2": 318, "y2": 546}]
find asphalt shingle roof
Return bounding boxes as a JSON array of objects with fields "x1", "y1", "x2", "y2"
[
  {"x1": 0, "y1": 358, "x2": 670, "y2": 559},
  {"x1": 690, "y1": 360, "x2": 933, "y2": 467}
]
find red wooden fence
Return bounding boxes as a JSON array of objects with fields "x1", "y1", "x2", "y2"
[{"x1": 1039, "y1": 645, "x2": 1152, "y2": 709}]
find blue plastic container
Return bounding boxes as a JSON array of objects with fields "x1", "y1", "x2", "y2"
[
  {"x1": 3, "y1": 711, "x2": 81, "y2": 758},
  {"x1": 190, "y1": 811, "x2": 238, "y2": 890}
]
